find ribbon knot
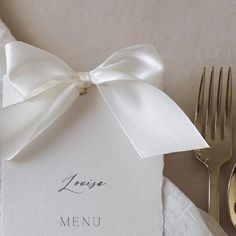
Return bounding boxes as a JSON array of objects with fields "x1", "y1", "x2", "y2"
[
  {"x1": 0, "y1": 41, "x2": 208, "y2": 160},
  {"x1": 78, "y1": 72, "x2": 92, "y2": 95}
]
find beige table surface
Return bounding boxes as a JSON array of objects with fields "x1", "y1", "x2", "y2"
[{"x1": 0, "y1": 0, "x2": 236, "y2": 235}]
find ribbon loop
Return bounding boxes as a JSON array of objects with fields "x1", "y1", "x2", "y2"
[{"x1": 0, "y1": 41, "x2": 208, "y2": 160}]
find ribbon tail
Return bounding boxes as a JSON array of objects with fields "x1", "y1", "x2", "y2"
[
  {"x1": 0, "y1": 84, "x2": 78, "y2": 160},
  {"x1": 97, "y1": 80, "x2": 208, "y2": 158}
]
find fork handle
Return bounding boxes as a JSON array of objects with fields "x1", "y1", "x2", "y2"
[{"x1": 209, "y1": 168, "x2": 220, "y2": 222}]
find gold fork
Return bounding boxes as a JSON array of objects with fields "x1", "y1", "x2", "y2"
[{"x1": 194, "y1": 67, "x2": 233, "y2": 222}]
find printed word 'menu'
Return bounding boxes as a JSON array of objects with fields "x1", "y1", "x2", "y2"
[{"x1": 60, "y1": 216, "x2": 101, "y2": 227}]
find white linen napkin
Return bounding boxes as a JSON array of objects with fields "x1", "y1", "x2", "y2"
[
  {"x1": 0, "y1": 19, "x2": 227, "y2": 236},
  {"x1": 162, "y1": 177, "x2": 227, "y2": 236}
]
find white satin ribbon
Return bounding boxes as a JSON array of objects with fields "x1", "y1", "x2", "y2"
[{"x1": 0, "y1": 42, "x2": 208, "y2": 160}]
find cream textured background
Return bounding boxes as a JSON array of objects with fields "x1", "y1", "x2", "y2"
[{"x1": 0, "y1": 0, "x2": 235, "y2": 235}]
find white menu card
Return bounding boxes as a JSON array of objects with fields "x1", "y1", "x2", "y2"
[{"x1": 2, "y1": 86, "x2": 164, "y2": 236}]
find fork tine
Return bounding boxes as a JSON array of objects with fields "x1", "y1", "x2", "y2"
[
  {"x1": 195, "y1": 67, "x2": 206, "y2": 132},
  {"x1": 224, "y1": 67, "x2": 232, "y2": 139},
  {"x1": 208, "y1": 67, "x2": 214, "y2": 114},
  {"x1": 217, "y1": 67, "x2": 223, "y2": 117},
  {"x1": 226, "y1": 67, "x2": 232, "y2": 120},
  {"x1": 214, "y1": 67, "x2": 223, "y2": 139},
  {"x1": 206, "y1": 67, "x2": 214, "y2": 138}
]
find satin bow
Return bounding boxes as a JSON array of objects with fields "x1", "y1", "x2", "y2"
[{"x1": 0, "y1": 42, "x2": 208, "y2": 160}]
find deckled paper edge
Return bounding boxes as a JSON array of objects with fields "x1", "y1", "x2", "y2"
[{"x1": 161, "y1": 156, "x2": 164, "y2": 235}]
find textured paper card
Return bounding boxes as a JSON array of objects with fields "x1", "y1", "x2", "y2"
[{"x1": 2, "y1": 86, "x2": 163, "y2": 236}]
